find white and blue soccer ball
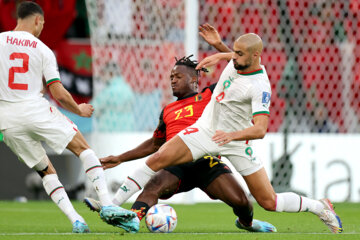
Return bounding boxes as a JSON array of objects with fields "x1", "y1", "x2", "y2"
[{"x1": 145, "y1": 204, "x2": 177, "y2": 233}]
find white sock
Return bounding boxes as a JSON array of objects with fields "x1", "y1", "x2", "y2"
[
  {"x1": 113, "y1": 163, "x2": 156, "y2": 206},
  {"x1": 276, "y1": 192, "x2": 324, "y2": 215},
  {"x1": 300, "y1": 196, "x2": 324, "y2": 215},
  {"x1": 43, "y1": 174, "x2": 85, "y2": 224},
  {"x1": 79, "y1": 149, "x2": 113, "y2": 206}
]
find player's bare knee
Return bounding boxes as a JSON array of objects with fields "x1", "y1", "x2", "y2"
[
  {"x1": 33, "y1": 156, "x2": 55, "y2": 178},
  {"x1": 258, "y1": 197, "x2": 277, "y2": 211},
  {"x1": 66, "y1": 132, "x2": 90, "y2": 156},
  {"x1": 147, "y1": 151, "x2": 169, "y2": 171}
]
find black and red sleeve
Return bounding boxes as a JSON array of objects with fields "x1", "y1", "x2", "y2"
[
  {"x1": 201, "y1": 83, "x2": 217, "y2": 93},
  {"x1": 153, "y1": 108, "x2": 166, "y2": 139}
]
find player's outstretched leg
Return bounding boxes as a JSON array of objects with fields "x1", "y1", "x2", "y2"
[
  {"x1": 245, "y1": 169, "x2": 342, "y2": 234},
  {"x1": 84, "y1": 198, "x2": 138, "y2": 233},
  {"x1": 203, "y1": 171, "x2": 277, "y2": 233},
  {"x1": 272, "y1": 192, "x2": 342, "y2": 233},
  {"x1": 39, "y1": 163, "x2": 90, "y2": 233},
  {"x1": 100, "y1": 206, "x2": 139, "y2": 233},
  {"x1": 318, "y1": 199, "x2": 343, "y2": 234},
  {"x1": 235, "y1": 219, "x2": 277, "y2": 232}
]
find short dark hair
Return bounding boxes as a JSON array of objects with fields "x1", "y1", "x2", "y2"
[
  {"x1": 174, "y1": 55, "x2": 208, "y2": 77},
  {"x1": 17, "y1": 1, "x2": 44, "y2": 19}
]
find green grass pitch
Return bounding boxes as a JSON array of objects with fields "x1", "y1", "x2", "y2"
[{"x1": 0, "y1": 201, "x2": 359, "y2": 240}]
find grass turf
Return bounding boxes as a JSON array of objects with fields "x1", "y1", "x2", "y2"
[{"x1": 0, "y1": 201, "x2": 359, "y2": 240}]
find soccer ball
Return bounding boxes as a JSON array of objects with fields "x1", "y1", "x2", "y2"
[{"x1": 145, "y1": 204, "x2": 177, "y2": 233}]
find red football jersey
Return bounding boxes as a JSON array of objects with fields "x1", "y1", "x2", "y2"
[{"x1": 153, "y1": 84, "x2": 216, "y2": 141}]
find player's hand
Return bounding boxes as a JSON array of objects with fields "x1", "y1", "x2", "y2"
[
  {"x1": 199, "y1": 23, "x2": 222, "y2": 46},
  {"x1": 212, "y1": 130, "x2": 233, "y2": 146},
  {"x1": 78, "y1": 103, "x2": 94, "y2": 117},
  {"x1": 100, "y1": 155, "x2": 122, "y2": 170},
  {"x1": 196, "y1": 53, "x2": 222, "y2": 70}
]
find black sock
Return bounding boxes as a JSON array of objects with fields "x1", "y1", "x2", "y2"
[
  {"x1": 131, "y1": 201, "x2": 150, "y2": 220},
  {"x1": 234, "y1": 206, "x2": 253, "y2": 227}
]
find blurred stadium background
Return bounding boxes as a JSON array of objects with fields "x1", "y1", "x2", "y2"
[{"x1": 0, "y1": 0, "x2": 360, "y2": 204}]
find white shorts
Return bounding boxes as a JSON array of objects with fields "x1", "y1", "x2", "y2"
[
  {"x1": 178, "y1": 124, "x2": 263, "y2": 176},
  {"x1": 2, "y1": 105, "x2": 77, "y2": 169}
]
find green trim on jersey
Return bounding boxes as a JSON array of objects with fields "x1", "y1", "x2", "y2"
[
  {"x1": 237, "y1": 69, "x2": 264, "y2": 76},
  {"x1": 0, "y1": 132, "x2": 3, "y2": 141},
  {"x1": 46, "y1": 78, "x2": 61, "y2": 85},
  {"x1": 253, "y1": 111, "x2": 270, "y2": 116}
]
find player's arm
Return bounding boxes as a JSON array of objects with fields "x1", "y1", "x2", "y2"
[
  {"x1": 213, "y1": 85, "x2": 271, "y2": 146},
  {"x1": 48, "y1": 82, "x2": 93, "y2": 117},
  {"x1": 199, "y1": 23, "x2": 232, "y2": 53},
  {"x1": 101, "y1": 108, "x2": 167, "y2": 169},
  {"x1": 195, "y1": 52, "x2": 233, "y2": 70},
  {"x1": 100, "y1": 137, "x2": 166, "y2": 170},
  {"x1": 43, "y1": 47, "x2": 93, "y2": 117},
  {"x1": 212, "y1": 115, "x2": 269, "y2": 146}
]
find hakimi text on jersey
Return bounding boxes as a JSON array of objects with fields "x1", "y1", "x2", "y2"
[{"x1": 6, "y1": 36, "x2": 37, "y2": 48}]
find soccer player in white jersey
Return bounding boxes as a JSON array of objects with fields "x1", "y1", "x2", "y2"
[
  {"x1": 111, "y1": 32, "x2": 343, "y2": 234},
  {"x1": 0, "y1": 1, "x2": 137, "y2": 233}
]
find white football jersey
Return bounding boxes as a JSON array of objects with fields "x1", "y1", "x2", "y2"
[
  {"x1": 0, "y1": 31, "x2": 61, "y2": 129},
  {"x1": 196, "y1": 61, "x2": 271, "y2": 146},
  {"x1": 0, "y1": 31, "x2": 60, "y2": 102}
]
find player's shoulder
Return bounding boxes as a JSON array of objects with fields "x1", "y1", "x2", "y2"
[
  {"x1": 2, "y1": 31, "x2": 50, "y2": 52},
  {"x1": 164, "y1": 97, "x2": 184, "y2": 110},
  {"x1": 201, "y1": 83, "x2": 217, "y2": 94},
  {"x1": 0, "y1": 30, "x2": 13, "y2": 41},
  {"x1": 163, "y1": 100, "x2": 176, "y2": 113},
  {"x1": 20, "y1": 31, "x2": 50, "y2": 51},
  {"x1": 248, "y1": 66, "x2": 270, "y2": 85},
  {"x1": 244, "y1": 67, "x2": 270, "y2": 94},
  {"x1": 33, "y1": 37, "x2": 51, "y2": 52},
  {"x1": 222, "y1": 60, "x2": 236, "y2": 74}
]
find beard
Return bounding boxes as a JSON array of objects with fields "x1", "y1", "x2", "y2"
[{"x1": 233, "y1": 59, "x2": 251, "y2": 71}]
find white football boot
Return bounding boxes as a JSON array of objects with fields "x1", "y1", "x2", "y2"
[{"x1": 318, "y1": 198, "x2": 343, "y2": 233}]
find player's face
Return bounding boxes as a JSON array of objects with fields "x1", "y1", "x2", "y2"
[
  {"x1": 170, "y1": 65, "x2": 195, "y2": 98},
  {"x1": 232, "y1": 42, "x2": 252, "y2": 71}
]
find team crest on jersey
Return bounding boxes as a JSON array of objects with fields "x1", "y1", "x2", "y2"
[
  {"x1": 216, "y1": 76, "x2": 234, "y2": 102},
  {"x1": 245, "y1": 147, "x2": 256, "y2": 161},
  {"x1": 195, "y1": 94, "x2": 202, "y2": 102},
  {"x1": 262, "y1": 92, "x2": 271, "y2": 104},
  {"x1": 223, "y1": 76, "x2": 234, "y2": 90}
]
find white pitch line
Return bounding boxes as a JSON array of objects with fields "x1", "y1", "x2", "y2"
[{"x1": 0, "y1": 232, "x2": 358, "y2": 236}]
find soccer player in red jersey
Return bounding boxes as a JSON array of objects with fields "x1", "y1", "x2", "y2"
[
  {"x1": 91, "y1": 24, "x2": 342, "y2": 234},
  {"x1": 86, "y1": 53, "x2": 276, "y2": 232}
]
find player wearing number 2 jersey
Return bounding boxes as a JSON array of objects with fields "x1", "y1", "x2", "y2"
[{"x1": 0, "y1": 1, "x2": 137, "y2": 233}]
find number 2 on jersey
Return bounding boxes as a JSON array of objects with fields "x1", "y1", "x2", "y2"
[{"x1": 8, "y1": 52, "x2": 29, "y2": 90}]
